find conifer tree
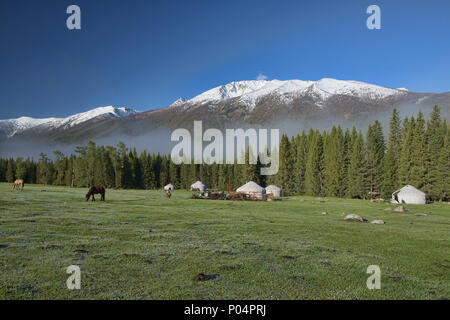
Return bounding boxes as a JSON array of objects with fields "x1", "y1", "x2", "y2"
[
  {"x1": 398, "y1": 117, "x2": 415, "y2": 185},
  {"x1": 294, "y1": 132, "x2": 307, "y2": 194},
  {"x1": 436, "y1": 122, "x2": 449, "y2": 201},
  {"x1": 382, "y1": 108, "x2": 402, "y2": 196},
  {"x1": 346, "y1": 131, "x2": 367, "y2": 198},
  {"x1": 366, "y1": 121, "x2": 385, "y2": 194},
  {"x1": 305, "y1": 130, "x2": 323, "y2": 196},
  {"x1": 276, "y1": 134, "x2": 294, "y2": 193},
  {"x1": 409, "y1": 111, "x2": 426, "y2": 188},
  {"x1": 6, "y1": 159, "x2": 15, "y2": 183},
  {"x1": 424, "y1": 106, "x2": 444, "y2": 199},
  {"x1": 15, "y1": 158, "x2": 27, "y2": 181},
  {"x1": 323, "y1": 126, "x2": 345, "y2": 197}
]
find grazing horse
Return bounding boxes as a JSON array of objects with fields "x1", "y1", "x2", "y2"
[
  {"x1": 86, "y1": 186, "x2": 105, "y2": 201},
  {"x1": 12, "y1": 179, "x2": 24, "y2": 191}
]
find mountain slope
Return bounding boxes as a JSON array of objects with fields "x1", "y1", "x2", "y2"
[
  {"x1": 0, "y1": 106, "x2": 137, "y2": 138},
  {"x1": 1, "y1": 78, "x2": 449, "y2": 153},
  {"x1": 173, "y1": 78, "x2": 408, "y2": 110}
]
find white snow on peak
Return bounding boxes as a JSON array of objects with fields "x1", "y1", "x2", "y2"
[
  {"x1": 170, "y1": 98, "x2": 187, "y2": 107},
  {"x1": 0, "y1": 106, "x2": 138, "y2": 138},
  {"x1": 181, "y1": 78, "x2": 407, "y2": 110}
]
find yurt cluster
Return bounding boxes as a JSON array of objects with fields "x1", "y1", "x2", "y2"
[
  {"x1": 167, "y1": 180, "x2": 283, "y2": 201},
  {"x1": 166, "y1": 179, "x2": 429, "y2": 204}
]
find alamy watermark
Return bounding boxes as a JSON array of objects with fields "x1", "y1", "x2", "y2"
[
  {"x1": 171, "y1": 121, "x2": 280, "y2": 175},
  {"x1": 366, "y1": 5, "x2": 381, "y2": 30},
  {"x1": 66, "y1": 265, "x2": 81, "y2": 290},
  {"x1": 66, "y1": 5, "x2": 81, "y2": 30},
  {"x1": 366, "y1": 265, "x2": 381, "y2": 290}
]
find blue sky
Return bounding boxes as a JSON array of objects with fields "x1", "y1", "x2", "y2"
[{"x1": 0, "y1": 0, "x2": 449, "y2": 119}]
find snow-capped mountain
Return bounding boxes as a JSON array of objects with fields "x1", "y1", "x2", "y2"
[
  {"x1": 0, "y1": 78, "x2": 448, "y2": 158},
  {"x1": 0, "y1": 106, "x2": 138, "y2": 138},
  {"x1": 175, "y1": 78, "x2": 408, "y2": 110}
]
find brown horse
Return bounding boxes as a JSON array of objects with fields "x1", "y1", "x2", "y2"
[
  {"x1": 12, "y1": 179, "x2": 24, "y2": 191},
  {"x1": 86, "y1": 186, "x2": 105, "y2": 201}
]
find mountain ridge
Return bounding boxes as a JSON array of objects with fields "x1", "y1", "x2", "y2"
[
  {"x1": 0, "y1": 106, "x2": 137, "y2": 138},
  {"x1": 1, "y1": 78, "x2": 449, "y2": 158}
]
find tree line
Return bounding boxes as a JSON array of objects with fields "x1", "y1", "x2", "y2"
[{"x1": 0, "y1": 106, "x2": 448, "y2": 201}]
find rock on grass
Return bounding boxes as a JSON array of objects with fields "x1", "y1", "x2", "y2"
[
  {"x1": 394, "y1": 206, "x2": 407, "y2": 213},
  {"x1": 344, "y1": 214, "x2": 367, "y2": 222}
]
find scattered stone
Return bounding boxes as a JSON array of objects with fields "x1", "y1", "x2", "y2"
[
  {"x1": 415, "y1": 213, "x2": 428, "y2": 217},
  {"x1": 321, "y1": 261, "x2": 332, "y2": 266},
  {"x1": 394, "y1": 206, "x2": 407, "y2": 212},
  {"x1": 371, "y1": 220, "x2": 386, "y2": 224},
  {"x1": 321, "y1": 212, "x2": 328, "y2": 215},
  {"x1": 384, "y1": 207, "x2": 393, "y2": 212},
  {"x1": 344, "y1": 214, "x2": 367, "y2": 222}
]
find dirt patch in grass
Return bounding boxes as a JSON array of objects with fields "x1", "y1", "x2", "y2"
[
  {"x1": 282, "y1": 255, "x2": 301, "y2": 260},
  {"x1": 219, "y1": 265, "x2": 242, "y2": 271},
  {"x1": 39, "y1": 244, "x2": 63, "y2": 250},
  {"x1": 288, "y1": 275, "x2": 305, "y2": 281},
  {"x1": 219, "y1": 250, "x2": 235, "y2": 255},
  {"x1": 74, "y1": 249, "x2": 89, "y2": 259}
]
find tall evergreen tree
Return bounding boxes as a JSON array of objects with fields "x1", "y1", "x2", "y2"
[
  {"x1": 323, "y1": 126, "x2": 345, "y2": 197},
  {"x1": 424, "y1": 106, "x2": 444, "y2": 199},
  {"x1": 6, "y1": 159, "x2": 15, "y2": 183},
  {"x1": 276, "y1": 134, "x2": 294, "y2": 193},
  {"x1": 409, "y1": 111, "x2": 427, "y2": 188},
  {"x1": 382, "y1": 108, "x2": 402, "y2": 196},
  {"x1": 398, "y1": 117, "x2": 415, "y2": 185},
  {"x1": 346, "y1": 131, "x2": 367, "y2": 198},
  {"x1": 294, "y1": 132, "x2": 307, "y2": 194},
  {"x1": 366, "y1": 121, "x2": 385, "y2": 194},
  {"x1": 305, "y1": 130, "x2": 323, "y2": 196},
  {"x1": 436, "y1": 122, "x2": 449, "y2": 201}
]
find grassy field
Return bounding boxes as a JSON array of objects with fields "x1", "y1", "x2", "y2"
[{"x1": 0, "y1": 183, "x2": 448, "y2": 300}]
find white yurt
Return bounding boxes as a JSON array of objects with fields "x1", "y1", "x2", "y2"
[
  {"x1": 191, "y1": 181, "x2": 206, "y2": 192},
  {"x1": 164, "y1": 184, "x2": 175, "y2": 191},
  {"x1": 265, "y1": 185, "x2": 282, "y2": 197},
  {"x1": 236, "y1": 181, "x2": 265, "y2": 200},
  {"x1": 392, "y1": 185, "x2": 426, "y2": 204}
]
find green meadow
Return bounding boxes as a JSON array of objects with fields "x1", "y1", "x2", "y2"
[{"x1": 0, "y1": 183, "x2": 448, "y2": 300}]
